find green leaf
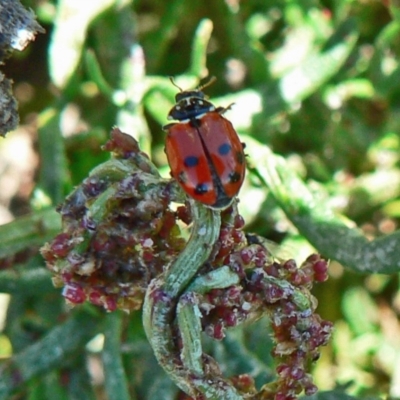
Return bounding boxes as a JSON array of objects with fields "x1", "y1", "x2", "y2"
[
  {"x1": 247, "y1": 136, "x2": 400, "y2": 274},
  {"x1": 279, "y1": 21, "x2": 358, "y2": 103}
]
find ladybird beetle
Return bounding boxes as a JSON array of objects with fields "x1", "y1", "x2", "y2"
[{"x1": 164, "y1": 77, "x2": 246, "y2": 210}]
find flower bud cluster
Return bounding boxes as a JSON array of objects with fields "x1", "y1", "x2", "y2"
[
  {"x1": 42, "y1": 129, "x2": 186, "y2": 311},
  {"x1": 196, "y1": 209, "x2": 332, "y2": 399}
]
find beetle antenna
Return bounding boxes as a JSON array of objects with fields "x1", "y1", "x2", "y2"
[
  {"x1": 198, "y1": 76, "x2": 217, "y2": 91},
  {"x1": 169, "y1": 76, "x2": 183, "y2": 92}
]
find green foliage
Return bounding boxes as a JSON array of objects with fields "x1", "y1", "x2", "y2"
[{"x1": 1, "y1": 0, "x2": 400, "y2": 399}]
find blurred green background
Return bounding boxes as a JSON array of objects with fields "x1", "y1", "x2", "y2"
[{"x1": 1, "y1": 0, "x2": 400, "y2": 399}]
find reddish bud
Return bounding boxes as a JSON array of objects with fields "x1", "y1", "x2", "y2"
[{"x1": 62, "y1": 283, "x2": 86, "y2": 304}]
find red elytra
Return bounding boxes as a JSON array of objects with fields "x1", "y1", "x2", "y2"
[{"x1": 164, "y1": 79, "x2": 245, "y2": 209}]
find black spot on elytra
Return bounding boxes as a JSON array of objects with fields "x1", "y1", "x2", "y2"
[
  {"x1": 194, "y1": 183, "x2": 209, "y2": 195},
  {"x1": 229, "y1": 171, "x2": 242, "y2": 184},
  {"x1": 184, "y1": 156, "x2": 199, "y2": 168},
  {"x1": 218, "y1": 143, "x2": 231, "y2": 156}
]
